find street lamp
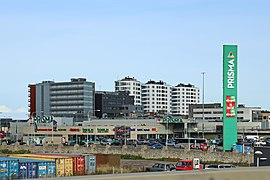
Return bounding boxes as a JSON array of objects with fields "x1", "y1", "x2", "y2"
[
  {"x1": 201, "y1": 72, "x2": 205, "y2": 139},
  {"x1": 188, "y1": 126, "x2": 191, "y2": 151},
  {"x1": 255, "y1": 150, "x2": 264, "y2": 167},
  {"x1": 30, "y1": 112, "x2": 36, "y2": 145},
  {"x1": 86, "y1": 110, "x2": 100, "y2": 147},
  {"x1": 166, "y1": 116, "x2": 169, "y2": 149}
]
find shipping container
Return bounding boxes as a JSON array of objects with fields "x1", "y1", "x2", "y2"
[
  {"x1": 37, "y1": 153, "x2": 85, "y2": 176},
  {"x1": 9, "y1": 154, "x2": 73, "y2": 177},
  {"x1": 0, "y1": 157, "x2": 56, "y2": 179},
  {"x1": 83, "y1": 154, "x2": 96, "y2": 175},
  {"x1": 18, "y1": 161, "x2": 37, "y2": 179},
  {"x1": 0, "y1": 157, "x2": 19, "y2": 180}
]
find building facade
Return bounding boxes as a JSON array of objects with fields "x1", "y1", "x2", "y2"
[
  {"x1": 171, "y1": 83, "x2": 200, "y2": 115},
  {"x1": 189, "y1": 103, "x2": 262, "y2": 122},
  {"x1": 28, "y1": 78, "x2": 95, "y2": 122},
  {"x1": 95, "y1": 91, "x2": 143, "y2": 118},
  {"x1": 115, "y1": 77, "x2": 142, "y2": 106},
  {"x1": 141, "y1": 80, "x2": 171, "y2": 114}
]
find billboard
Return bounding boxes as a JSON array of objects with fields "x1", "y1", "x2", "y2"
[{"x1": 223, "y1": 45, "x2": 238, "y2": 151}]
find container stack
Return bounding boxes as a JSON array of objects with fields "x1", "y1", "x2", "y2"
[
  {"x1": 0, "y1": 153, "x2": 96, "y2": 179},
  {"x1": 0, "y1": 157, "x2": 56, "y2": 179}
]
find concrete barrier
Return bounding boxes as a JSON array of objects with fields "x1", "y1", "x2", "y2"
[
  {"x1": 0, "y1": 144, "x2": 253, "y2": 164},
  {"x1": 34, "y1": 167, "x2": 270, "y2": 180}
]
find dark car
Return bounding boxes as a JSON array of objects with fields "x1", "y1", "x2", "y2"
[
  {"x1": 150, "y1": 143, "x2": 164, "y2": 149},
  {"x1": 145, "y1": 162, "x2": 176, "y2": 172},
  {"x1": 111, "y1": 139, "x2": 121, "y2": 146}
]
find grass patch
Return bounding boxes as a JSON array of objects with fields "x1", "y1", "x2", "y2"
[
  {"x1": 96, "y1": 164, "x2": 144, "y2": 174},
  {"x1": 0, "y1": 149, "x2": 30, "y2": 154}
]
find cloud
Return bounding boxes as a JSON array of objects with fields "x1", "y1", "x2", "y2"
[
  {"x1": 15, "y1": 107, "x2": 28, "y2": 113},
  {"x1": 0, "y1": 105, "x2": 12, "y2": 113}
]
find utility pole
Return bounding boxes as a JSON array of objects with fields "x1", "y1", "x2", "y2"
[{"x1": 202, "y1": 72, "x2": 205, "y2": 139}]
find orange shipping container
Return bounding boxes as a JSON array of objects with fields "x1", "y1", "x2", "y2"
[
  {"x1": 37, "y1": 153, "x2": 85, "y2": 176},
  {"x1": 9, "y1": 154, "x2": 73, "y2": 177}
]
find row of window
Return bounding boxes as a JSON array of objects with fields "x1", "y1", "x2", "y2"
[
  {"x1": 193, "y1": 111, "x2": 244, "y2": 114},
  {"x1": 142, "y1": 102, "x2": 168, "y2": 105},
  {"x1": 143, "y1": 106, "x2": 168, "y2": 109}
]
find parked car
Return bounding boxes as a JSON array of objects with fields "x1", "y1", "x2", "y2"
[
  {"x1": 145, "y1": 162, "x2": 176, "y2": 172},
  {"x1": 206, "y1": 164, "x2": 236, "y2": 169},
  {"x1": 111, "y1": 139, "x2": 121, "y2": 146},
  {"x1": 137, "y1": 139, "x2": 148, "y2": 145},
  {"x1": 150, "y1": 143, "x2": 164, "y2": 149},
  {"x1": 147, "y1": 139, "x2": 158, "y2": 146},
  {"x1": 174, "y1": 143, "x2": 185, "y2": 149},
  {"x1": 126, "y1": 139, "x2": 137, "y2": 145},
  {"x1": 100, "y1": 138, "x2": 113, "y2": 145}
]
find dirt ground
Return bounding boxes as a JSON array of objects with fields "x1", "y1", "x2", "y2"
[{"x1": 121, "y1": 159, "x2": 175, "y2": 170}]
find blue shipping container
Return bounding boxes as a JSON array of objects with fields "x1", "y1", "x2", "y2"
[
  {"x1": 19, "y1": 162, "x2": 37, "y2": 179},
  {"x1": 37, "y1": 161, "x2": 56, "y2": 178},
  {"x1": 17, "y1": 158, "x2": 56, "y2": 179},
  {"x1": 0, "y1": 156, "x2": 56, "y2": 179},
  {"x1": 0, "y1": 157, "x2": 19, "y2": 179}
]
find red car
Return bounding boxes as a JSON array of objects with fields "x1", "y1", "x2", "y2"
[{"x1": 175, "y1": 159, "x2": 203, "y2": 171}]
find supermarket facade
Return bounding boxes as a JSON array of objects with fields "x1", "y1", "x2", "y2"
[{"x1": 22, "y1": 117, "x2": 191, "y2": 145}]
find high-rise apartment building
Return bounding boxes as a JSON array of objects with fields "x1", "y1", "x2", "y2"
[
  {"x1": 141, "y1": 80, "x2": 171, "y2": 114},
  {"x1": 28, "y1": 78, "x2": 95, "y2": 121},
  {"x1": 171, "y1": 83, "x2": 200, "y2": 115},
  {"x1": 116, "y1": 76, "x2": 200, "y2": 116},
  {"x1": 115, "y1": 77, "x2": 142, "y2": 105}
]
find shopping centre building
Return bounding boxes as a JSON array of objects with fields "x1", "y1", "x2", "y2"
[{"x1": 18, "y1": 116, "x2": 265, "y2": 145}]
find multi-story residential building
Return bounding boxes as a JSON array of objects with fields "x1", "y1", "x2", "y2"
[
  {"x1": 171, "y1": 83, "x2": 200, "y2": 115},
  {"x1": 95, "y1": 91, "x2": 143, "y2": 118},
  {"x1": 28, "y1": 78, "x2": 95, "y2": 122},
  {"x1": 141, "y1": 80, "x2": 171, "y2": 114},
  {"x1": 189, "y1": 103, "x2": 262, "y2": 122},
  {"x1": 115, "y1": 77, "x2": 142, "y2": 105}
]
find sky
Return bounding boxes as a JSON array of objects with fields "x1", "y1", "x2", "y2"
[{"x1": 1, "y1": 0, "x2": 270, "y2": 119}]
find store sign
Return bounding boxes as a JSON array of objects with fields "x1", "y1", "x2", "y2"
[
  {"x1": 33, "y1": 116, "x2": 54, "y2": 123},
  {"x1": 223, "y1": 45, "x2": 238, "y2": 151},
  {"x1": 97, "y1": 128, "x2": 109, "y2": 133},
  {"x1": 226, "y1": 95, "x2": 236, "y2": 117},
  {"x1": 70, "y1": 128, "x2": 80, "y2": 132},
  {"x1": 160, "y1": 118, "x2": 183, "y2": 123},
  {"x1": 82, "y1": 129, "x2": 94, "y2": 133},
  {"x1": 0, "y1": 131, "x2": 4, "y2": 138}
]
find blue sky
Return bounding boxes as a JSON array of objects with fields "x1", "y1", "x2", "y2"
[{"x1": 1, "y1": 0, "x2": 270, "y2": 119}]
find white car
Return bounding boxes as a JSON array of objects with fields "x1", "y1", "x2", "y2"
[
  {"x1": 254, "y1": 140, "x2": 266, "y2": 146},
  {"x1": 100, "y1": 138, "x2": 113, "y2": 145},
  {"x1": 206, "y1": 164, "x2": 236, "y2": 169}
]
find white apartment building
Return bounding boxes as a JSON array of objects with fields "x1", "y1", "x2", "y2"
[
  {"x1": 141, "y1": 80, "x2": 171, "y2": 114},
  {"x1": 171, "y1": 83, "x2": 200, "y2": 115},
  {"x1": 115, "y1": 77, "x2": 142, "y2": 105}
]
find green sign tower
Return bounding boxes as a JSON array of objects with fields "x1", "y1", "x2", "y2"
[{"x1": 223, "y1": 45, "x2": 238, "y2": 151}]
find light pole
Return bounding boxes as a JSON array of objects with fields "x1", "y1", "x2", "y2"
[
  {"x1": 255, "y1": 151, "x2": 263, "y2": 167},
  {"x1": 166, "y1": 116, "x2": 169, "y2": 149},
  {"x1": 86, "y1": 110, "x2": 100, "y2": 147},
  {"x1": 188, "y1": 122, "x2": 190, "y2": 151},
  {"x1": 30, "y1": 112, "x2": 36, "y2": 145},
  {"x1": 201, "y1": 72, "x2": 205, "y2": 139}
]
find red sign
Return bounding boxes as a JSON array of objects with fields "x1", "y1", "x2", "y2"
[
  {"x1": 0, "y1": 131, "x2": 4, "y2": 138},
  {"x1": 226, "y1": 95, "x2": 236, "y2": 117},
  {"x1": 70, "y1": 128, "x2": 80, "y2": 132}
]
